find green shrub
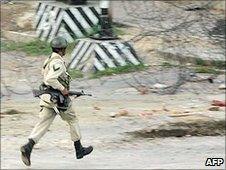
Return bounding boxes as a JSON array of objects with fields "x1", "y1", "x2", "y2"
[
  {"x1": 211, "y1": 60, "x2": 226, "y2": 69},
  {"x1": 195, "y1": 58, "x2": 206, "y2": 66},
  {"x1": 1, "y1": 39, "x2": 76, "y2": 56},
  {"x1": 91, "y1": 64, "x2": 148, "y2": 79},
  {"x1": 1, "y1": 39, "x2": 51, "y2": 56},
  {"x1": 68, "y1": 69, "x2": 84, "y2": 79},
  {"x1": 194, "y1": 66, "x2": 220, "y2": 74}
]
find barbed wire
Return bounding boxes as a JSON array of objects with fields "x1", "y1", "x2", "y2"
[{"x1": 1, "y1": 1, "x2": 224, "y2": 99}]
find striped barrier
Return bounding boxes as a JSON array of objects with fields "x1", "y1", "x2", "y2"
[
  {"x1": 68, "y1": 39, "x2": 142, "y2": 72},
  {"x1": 35, "y1": 2, "x2": 100, "y2": 43}
]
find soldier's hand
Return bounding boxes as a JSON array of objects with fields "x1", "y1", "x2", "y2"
[{"x1": 61, "y1": 88, "x2": 69, "y2": 96}]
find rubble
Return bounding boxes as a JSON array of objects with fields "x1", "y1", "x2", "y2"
[
  {"x1": 110, "y1": 110, "x2": 129, "y2": 118},
  {"x1": 16, "y1": 12, "x2": 34, "y2": 30},
  {"x1": 1, "y1": 109, "x2": 26, "y2": 115},
  {"x1": 153, "y1": 83, "x2": 168, "y2": 89},
  {"x1": 137, "y1": 86, "x2": 149, "y2": 95},
  {"x1": 208, "y1": 106, "x2": 220, "y2": 111},
  {"x1": 114, "y1": 88, "x2": 139, "y2": 95},
  {"x1": 218, "y1": 84, "x2": 226, "y2": 90},
  {"x1": 212, "y1": 100, "x2": 226, "y2": 107},
  {"x1": 127, "y1": 120, "x2": 225, "y2": 138},
  {"x1": 93, "y1": 106, "x2": 101, "y2": 110}
]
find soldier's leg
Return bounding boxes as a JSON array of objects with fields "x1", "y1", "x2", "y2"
[
  {"x1": 59, "y1": 106, "x2": 93, "y2": 159},
  {"x1": 20, "y1": 107, "x2": 56, "y2": 166},
  {"x1": 29, "y1": 107, "x2": 56, "y2": 143},
  {"x1": 59, "y1": 106, "x2": 81, "y2": 141}
]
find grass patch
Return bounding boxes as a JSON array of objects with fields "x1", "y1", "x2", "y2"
[
  {"x1": 194, "y1": 66, "x2": 220, "y2": 74},
  {"x1": 1, "y1": 39, "x2": 51, "y2": 56},
  {"x1": 68, "y1": 69, "x2": 84, "y2": 79},
  {"x1": 86, "y1": 25, "x2": 100, "y2": 36},
  {"x1": 195, "y1": 58, "x2": 206, "y2": 66},
  {"x1": 161, "y1": 62, "x2": 178, "y2": 68},
  {"x1": 112, "y1": 26, "x2": 125, "y2": 36},
  {"x1": 1, "y1": 39, "x2": 76, "y2": 56},
  {"x1": 195, "y1": 58, "x2": 225, "y2": 70},
  {"x1": 91, "y1": 64, "x2": 148, "y2": 79},
  {"x1": 211, "y1": 60, "x2": 226, "y2": 69}
]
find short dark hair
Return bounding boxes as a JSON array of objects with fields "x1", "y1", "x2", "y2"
[{"x1": 52, "y1": 48, "x2": 62, "y2": 53}]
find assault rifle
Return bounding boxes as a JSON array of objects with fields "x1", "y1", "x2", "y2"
[
  {"x1": 68, "y1": 90, "x2": 92, "y2": 97},
  {"x1": 32, "y1": 89, "x2": 92, "y2": 98}
]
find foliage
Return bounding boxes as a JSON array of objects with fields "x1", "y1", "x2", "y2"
[
  {"x1": 194, "y1": 66, "x2": 220, "y2": 74},
  {"x1": 112, "y1": 26, "x2": 125, "y2": 36},
  {"x1": 1, "y1": 39, "x2": 76, "y2": 56},
  {"x1": 1, "y1": 39, "x2": 51, "y2": 56},
  {"x1": 68, "y1": 69, "x2": 83, "y2": 79},
  {"x1": 68, "y1": 69, "x2": 84, "y2": 79},
  {"x1": 195, "y1": 58, "x2": 206, "y2": 66},
  {"x1": 211, "y1": 60, "x2": 226, "y2": 69},
  {"x1": 91, "y1": 63, "x2": 148, "y2": 79},
  {"x1": 161, "y1": 62, "x2": 177, "y2": 68}
]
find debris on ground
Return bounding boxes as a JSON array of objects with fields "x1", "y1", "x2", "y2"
[
  {"x1": 110, "y1": 110, "x2": 129, "y2": 118},
  {"x1": 127, "y1": 120, "x2": 225, "y2": 139},
  {"x1": 211, "y1": 100, "x2": 226, "y2": 107},
  {"x1": 169, "y1": 113, "x2": 193, "y2": 117},
  {"x1": 114, "y1": 87, "x2": 139, "y2": 95},
  {"x1": 218, "y1": 84, "x2": 226, "y2": 90},
  {"x1": 1, "y1": 109, "x2": 26, "y2": 115},
  {"x1": 136, "y1": 85, "x2": 149, "y2": 95},
  {"x1": 208, "y1": 106, "x2": 220, "y2": 111},
  {"x1": 139, "y1": 110, "x2": 153, "y2": 117},
  {"x1": 93, "y1": 106, "x2": 101, "y2": 110},
  {"x1": 153, "y1": 83, "x2": 168, "y2": 89}
]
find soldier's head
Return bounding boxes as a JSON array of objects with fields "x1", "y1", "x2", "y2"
[{"x1": 50, "y1": 36, "x2": 68, "y2": 56}]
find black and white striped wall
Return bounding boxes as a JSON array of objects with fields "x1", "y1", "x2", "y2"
[
  {"x1": 68, "y1": 39, "x2": 142, "y2": 72},
  {"x1": 35, "y1": 2, "x2": 100, "y2": 43}
]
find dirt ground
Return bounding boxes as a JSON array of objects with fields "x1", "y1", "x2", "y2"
[
  {"x1": 1, "y1": 1, "x2": 225, "y2": 169},
  {"x1": 1, "y1": 51, "x2": 225, "y2": 169},
  {"x1": 1, "y1": 1, "x2": 36, "y2": 32}
]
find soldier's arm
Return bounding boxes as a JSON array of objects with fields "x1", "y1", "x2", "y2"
[{"x1": 44, "y1": 60, "x2": 66, "y2": 91}]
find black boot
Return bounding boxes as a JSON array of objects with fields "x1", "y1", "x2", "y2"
[
  {"x1": 74, "y1": 140, "x2": 93, "y2": 159},
  {"x1": 20, "y1": 139, "x2": 35, "y2": 166}
]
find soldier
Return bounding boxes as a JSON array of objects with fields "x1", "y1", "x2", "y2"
[{"x1": 20, "y1": 37, "x2": 93, "y2": 166}]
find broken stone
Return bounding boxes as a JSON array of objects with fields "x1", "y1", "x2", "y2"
[
  {"x1": 212, "y1": 100, "x2": 226, "y2": 107},
  {"x1": 137, "y1": 86, "x2": 149, "y2": 95},
  {"x1": 208, "y1": 106, "x2": 220, "y2": 111},
  {"x1": 127, "y1": 120, "x2": 225, "y2": 138},
  {"x1": 218, "y1": 84, "x2": 226, "y2": 90},
  {"x1": 109, "y1": 112, "x2": 117, "y2": 118},
  {"x1": 16, "y1": 12, "x2": 34, "y2": 30},
  {"x1": 171, "y1": 111, "x2": 183, "y2": 115},
  {"x1": 110, "y1": 110, "x2": 129, "y2": 118},
  {"x1": 153, "y1": 83, "x2": 168, "y2": 89},
  {"x1": 2, "y1": 109, "x2": 25, "y2": 115},
  {"x1": 93, "y1": 106, "x2": 101, "y2": 110},
  {"x1": 139, "y1": 111, "x2": 153, "y2": 117},
  {"x1": 114, "y1": 88, "x2": 139, "y2": 94},
  {"x1": 183, "y1": 110, "x2": 190, "y2": 113}
]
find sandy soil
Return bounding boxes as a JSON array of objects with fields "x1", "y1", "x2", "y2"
[
  {"x1": 1, "y1": 1, "x2": 225, "y2": 169},
  {"x1": 1, "y1": 51, "x2": 225, "y2": 169}
]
